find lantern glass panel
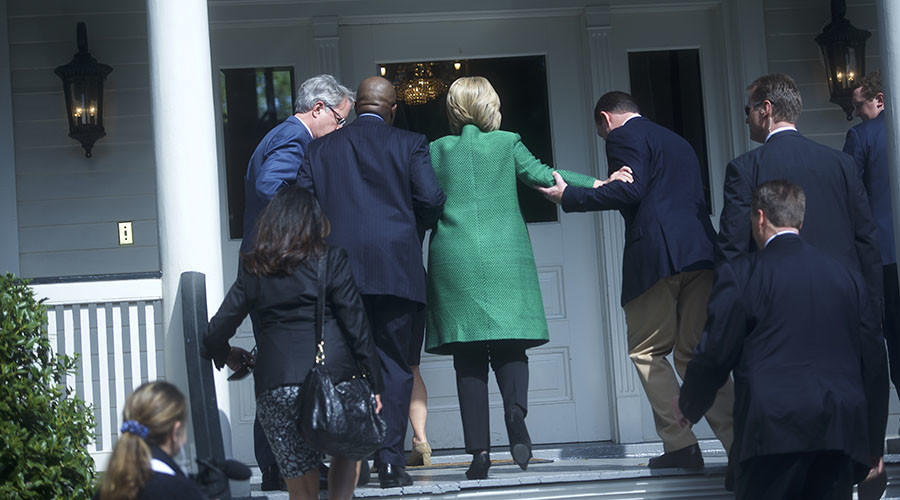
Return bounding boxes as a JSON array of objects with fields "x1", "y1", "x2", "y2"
[{"x1": 68, "y1": 75, "x2": 101, "y2": 127}]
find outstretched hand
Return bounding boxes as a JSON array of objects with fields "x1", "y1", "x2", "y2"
[
  {"x1": 608, "y1": 165, "x2": 634, "y2": 184},
  {"x1": 672, "y1": 396, "x2": 691, "y2": 429},
  {"x1": 536, "y1": 171, "x2": 568, "y2": 204}
]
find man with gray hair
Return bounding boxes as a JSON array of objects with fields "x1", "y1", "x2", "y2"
[
  {"x1": 678, "y1": 180, "x2": 888, "y2": 499},
  {"x1": 238, "y1": 73, "x2": 353, "y2": 491}
]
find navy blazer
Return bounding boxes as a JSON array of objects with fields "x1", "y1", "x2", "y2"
[
  {"x1": 241, "y1": 117, "x2": 313, "y2": 253},
  {"x1": 718, "y1": 130, "x2": 883, "y2": 316},
  {"x1": 298, "y1": 115, "x2": 445, "y2": 304},
  {"x1": 680, "y1": 234, "x2": 888, "y2": 469},
  {"x1": 844, "y1": 111, "x2": 895, "y2": 265},
  {"x1": 561, "y1": 117, "x2": 715, "y2": 306}
]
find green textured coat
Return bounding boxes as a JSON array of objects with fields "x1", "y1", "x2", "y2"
[{"x1": 425, "y1": 125, "x2": 597, "y2": 354}]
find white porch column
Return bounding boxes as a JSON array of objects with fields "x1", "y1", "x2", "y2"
[
  {"x1": 877, "y1": 1, "x2": 900, "y2": 284},
  {"x1": 582, "y1": 6, "x2": 642, "y2": 444},
  {"x1": 0, "y1": 0, "x2": 19, "y2": 276},
  {"x1": 146, "y1": 0, "x2": 229, "y2": 435}
]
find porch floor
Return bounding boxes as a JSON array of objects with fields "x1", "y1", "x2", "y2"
[{"x1": 234, "y1": 440, "x2": 900, "y2": 499}]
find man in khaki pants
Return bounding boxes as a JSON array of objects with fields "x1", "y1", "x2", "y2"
[{"x1": 538, "y1": 91, "x2": 733, "y2": 468}]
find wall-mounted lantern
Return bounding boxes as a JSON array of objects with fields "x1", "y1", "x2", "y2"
[
  {"x1": 815, "y1": 0, "x2": 870, "y2": 120},
  {"x1": 54, "y1": 22, "x2": 112, "y2": 158}
]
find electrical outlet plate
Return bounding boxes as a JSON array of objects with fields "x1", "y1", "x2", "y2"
[{"x1": 118, "y1": 221, "x2": 134, "y2": 245}]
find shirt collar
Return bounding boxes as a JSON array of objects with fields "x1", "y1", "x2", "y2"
[
  {"x1": 292, "y1": 115, "x2": 314, "y2": 140},
  {"x1": 358, "y1": 113, "x2": 384, "y2": 121},
  {"x1": 765, "y1": 229, "x2": 800, "y2": 247},
  {"x1": 765, "y1": 125, "x2": 797, "y2": 142},
  {"x1": 622, "y1": 114, "x2": 642, "y2": 125}
]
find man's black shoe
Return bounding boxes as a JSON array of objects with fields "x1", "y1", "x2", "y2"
[
  {"x1": 647, "y1": 443, "x2": 704, "y2": 469},
  {"x1": 378, "y1": 463, "x2": 413, "y2": 488},
  {"x1": 261, "y1": 464, "x2": 286, "y2": 491}
]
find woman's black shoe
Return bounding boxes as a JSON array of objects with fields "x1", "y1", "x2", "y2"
[
  {"x1": 506, "y1": 406, "x2": 532, "y2": 471},
  {"x1": 465, "y1": 452, "x2": 491, "y2": 480},
  {"x1": 261, "y1": 464, "x2": 286, "y2": 491}
]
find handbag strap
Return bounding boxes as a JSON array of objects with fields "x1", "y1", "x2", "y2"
[{"x1": 314, "y1": 251, "x2": 327, "y2": 364}]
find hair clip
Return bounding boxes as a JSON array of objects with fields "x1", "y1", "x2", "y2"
[{"x1": 121, "y1": 419, "x2": 149, "y2": 439}]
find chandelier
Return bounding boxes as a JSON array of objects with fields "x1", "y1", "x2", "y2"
[{"x1": 394, "y1": 62, "x2": 448, "y2": 105}]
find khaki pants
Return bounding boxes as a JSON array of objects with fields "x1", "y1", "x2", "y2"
[{"x1": 623, "y1": 269, "x2": 734, "y2": 452}]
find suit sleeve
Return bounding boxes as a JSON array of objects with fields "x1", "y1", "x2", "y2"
[
  {"x1": 328, "y1": 248, "x2": 385, "y2": 394},
  {"x1": 512, "y1": 137, "x2": 597, "y2": 188},
  {"x1": 717, "y1": 160, "x2": 754, "y2": 262},
  {"x1": 204, "y1": 268, "x2": 251, "y2": 369},
  {"x1": 841, "y1": 154, "x2": 884, "y2": 316},
  {"x1": 409, "y1": 135, "x2": 446, "y2": 230},
  {"x1": 679, "y1": 260, "x2": 746, "y2": 423},
  {"x1": 296, "y1": 147, "x2": 315, "y2": 194},
  {"x1": 560, "y1": 128, "x2": 648, "y2": 212},
  {"x1": 852, "y1": 272, "x2": 889, "y2": 458},
  {"x1": 842, "y1": 128, "x2": 866, "y2": 183},
  {"x1": 256, "y1": 135, "x2": 306, "y2": 200}
]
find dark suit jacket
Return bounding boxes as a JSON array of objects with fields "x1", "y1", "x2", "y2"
[
  {"x1": 843, "y1": 111, "x2": 895, "y2": 265},
  {"x1": 241, "y1": 117, "x2": 313, "y2": 254},
  {"x1": 680, "y1": 234, "x2": 888, "y2": 468},
  {"x1": 92, "y1": 447, "x2": 206, "y2": 500},
  {"x1": 298, "y1": 114, "x2": 445, "y2": 304},
  {"x1": 561, "y1": 116, "x2": 716, "y2": 306},
  {"x1": 204, "y1": 246, "x2": 384, "y2": 397},
  {"x1": 718, "y1": 130, "x2": 883, "y2": 314}
]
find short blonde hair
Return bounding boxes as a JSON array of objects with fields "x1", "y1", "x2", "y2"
[{"x1": 446, "y1": 76, "x2": 501, "y2": 134}]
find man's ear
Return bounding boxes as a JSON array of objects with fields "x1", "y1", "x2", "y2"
[{"x1": 876, "y1": 92, "x2": 885, "y2": 108}]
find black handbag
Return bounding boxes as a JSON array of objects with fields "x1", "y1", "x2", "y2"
[{"x1": 298, "y1": 252, "x2": 386, "y2": 459}]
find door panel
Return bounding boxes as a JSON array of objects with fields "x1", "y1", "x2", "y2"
[{"x1": 341, "y1": 15, "x2": 611, "y2": 448}]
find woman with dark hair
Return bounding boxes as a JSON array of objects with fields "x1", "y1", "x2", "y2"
[
  {"x1": 204, "y1": 186, "x2": 383, "y2": 500},
  {"x1": 96, "y1": 381, "x2": 205, "y2": 500}
]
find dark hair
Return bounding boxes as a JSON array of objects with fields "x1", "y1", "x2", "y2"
[
  {"x1": 855, "y1": 70, "x2": 883, "y2": 100},
  {"x1": 242, "y1": 186, "x2": 330, "y2": 275},
  {"x1": 100, "y1": 382, "x2": 188, "y2": 500},
  {"x1": 751, "y1": 179, "x2": 805, "y2": 229},
  {"x1": 594, "y1": 91, "x2": 640, "y2": 124},
  {"x1": 748, "y1": 73, "x2": 802, "y2": 124}
]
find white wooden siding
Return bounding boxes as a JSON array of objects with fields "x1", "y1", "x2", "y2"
[
  {"x1": 764, "y1": 0, "x2": 880, "y2": 150},
  {"x1": 9, "y1": 0, "x2": 158, "y2": 279}
]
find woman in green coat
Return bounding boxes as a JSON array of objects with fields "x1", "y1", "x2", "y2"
[{"x1": 426, "y1": 76, "x2": 620, "y2": 479}]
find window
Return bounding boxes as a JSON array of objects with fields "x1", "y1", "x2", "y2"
[
  {"x1": 220, "y1": 67, "x2": 296, "y2": 239},
  {"x1": 628, "y1": 49, "x2": 712, "y2": 213},
  {"x1": 382, "y1": 55, "x2": 559, "y2": 223}
]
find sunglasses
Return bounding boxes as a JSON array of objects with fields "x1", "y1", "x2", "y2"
[{"x1": 744, "y1": 100, "x2": 765, "y2": 117}]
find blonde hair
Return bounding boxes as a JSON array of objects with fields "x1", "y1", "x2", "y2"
[
  {"x1": 100, "y1": 381, "x2": 188, "y2": 500},
  {"x1": 446, "y1": 76, "x2": 501, "y2": 134}
]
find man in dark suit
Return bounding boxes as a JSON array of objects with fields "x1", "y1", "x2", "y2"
[
  {"x1": 718, "y1": 73, "x2": 883, "y2": 318},
  {"x1": 538, "y1": 91, "x2": 734, "y2": 468},
  {"x1": 677, "y1": 180, "x2": 888, "y2": 499},
  {"x1": 239, "y1": 74, "x2": 354, "y2": 490},
  {"x1": 843, "y1": 71, "x2": 900, "y2": 425},
  {"x1": 298, "y1": 76, "x2": 445, "y2": 488}
]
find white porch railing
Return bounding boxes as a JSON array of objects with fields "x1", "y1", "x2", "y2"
[{"x1": 30, "y1": 279, "x2": 164, "y2": 471}]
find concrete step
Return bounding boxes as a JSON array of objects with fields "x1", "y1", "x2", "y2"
[{"x1": 232, "y1": 441, "x2": 900, "y2": 500}]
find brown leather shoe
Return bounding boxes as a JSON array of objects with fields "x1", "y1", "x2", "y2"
[{"x1": 647, "y1": 443, "x2": 704, "y2": 469}]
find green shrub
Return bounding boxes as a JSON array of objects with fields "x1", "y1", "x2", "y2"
[{"x1": 0, "y1": 273, "x2": 96, "y2": 499}]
